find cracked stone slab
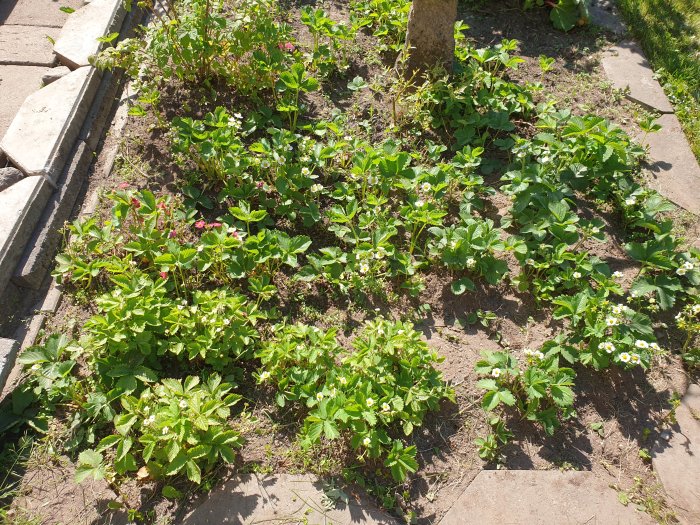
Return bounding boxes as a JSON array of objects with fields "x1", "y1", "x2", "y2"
[
  {"x1": 439, "y1": 470, "x2": 655, "y2": 524},
  {"x1": 601, "y1": 42, "x2": 674, "y2": 113},
  {"x1": 0, "y1": 175, "x2": 52, "y2": 297},
  {"x1": 54, "y1": 0, "x2": 126, "y2": 69},
  {"x1": 0, "y1": 66, "x2": 100, "y2": 181},
  {"x1": 652, "y1": 384, "x2": 700, "y2": 524},
  {"x1": 0, "y1": 25, "x2": 59, "y2": 66},
  {"x1": 642, "y1": 113, "x2": 700, "y2": 215},
  {"x1": 179, "y1": 474, "x2": 398, "y2": 525}
]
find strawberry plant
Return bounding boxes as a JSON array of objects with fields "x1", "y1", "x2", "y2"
[
  {"x1": 80, "y1": 374, "x2": 242, "y2": 483},
  {"x1": 257, "y1": 319, "x2": 454, "y2": 481}
]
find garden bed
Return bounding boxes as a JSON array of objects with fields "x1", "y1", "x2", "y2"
[{"x1": 1, "y1": 0, "x2": 698, "y2": 524}]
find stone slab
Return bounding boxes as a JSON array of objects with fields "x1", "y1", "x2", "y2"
[
  {"x1": 13, "y1": 140, "x2": 91, "y2": 289},
  {"x1": 0, "y1": 175, "x2": 52, "y2": 299},
  {"x1": 0, "y1": 65, "x2": 100, "y2": 181},
  {"x1": 179, "y1": 474, "x2": 398, "y2": 525},
  {"x1": 601, "y1": 42, "x2": 675, "y2": 114},
  {"x1": 642, "y1": 113, "x2": 700, "y2": 215},
  {"x1": 0, "y1": 0, "x2": 84, "y2": 27},
  {"x1": 0, "y1": 65, "x2": 46, "y2": 139},
  {"x1": 589, "y1": 0, "x2": 626, "y2": 35},
  {"x1": 54, "y1": 0, "x2": 126, "y2": 69},
  {"x1": 0, "y1": 338, "x2": 20, "y2": 393},
  {"x1": 652, "y1": 384, "x2": 700, "y2": 524},
  {"x1": 42, "y1": 65, "x2": 71, "y2": 85},
  {"x1": 439, "y1": 470, "x2": 655, "y2": 525},
  {"x1": 0, "y1": 25, "x2": 58, "y2": 66}
]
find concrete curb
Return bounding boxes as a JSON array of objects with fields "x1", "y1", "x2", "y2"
[{"x1": 0, "y1": 1, "x2": 145, "y2": 392}]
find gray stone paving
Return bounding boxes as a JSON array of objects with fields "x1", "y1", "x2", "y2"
[
  {"x1": 439, "y1": 470, "x2": 655, "y2": 525},
  {"x1": 179, "y1": 474, "x2": 398, "y2": 525},
  {"x1": 0, "y1": 0, "x2": 83, "y2": 136},
  {"x1": 642, "y1": 114, "x2": 700, "y2": 215},
  {"x1": 601, "y1": 42, "x2": 675, "y2": 114},
  {"x1": 0, "y1": 25, "x2": 58, "y2": 66},
  {"x1": 0, "y1": 64, "x2": 45, "y2": 138},
  {"x1": 652, "y1": 384, "x2": 700, "y2": 524},
  {"x1": 0, "y1": 0, "x2": 83, "y2": 27}
]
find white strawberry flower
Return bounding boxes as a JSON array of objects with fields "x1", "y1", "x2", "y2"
[{"x1": 598, "y1": 341, "x2": 615, "y2": 354}]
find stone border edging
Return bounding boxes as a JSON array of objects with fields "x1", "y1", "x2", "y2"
[
  {"x1": 0, "y1": 89, "x2": 131, "y2": 402},
  {"x1": 599, "y1": 39, "x2": 700, "y2": 215},
  {"x1": 0, "y1": 0, "x2": 145, "y2": 392}
]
